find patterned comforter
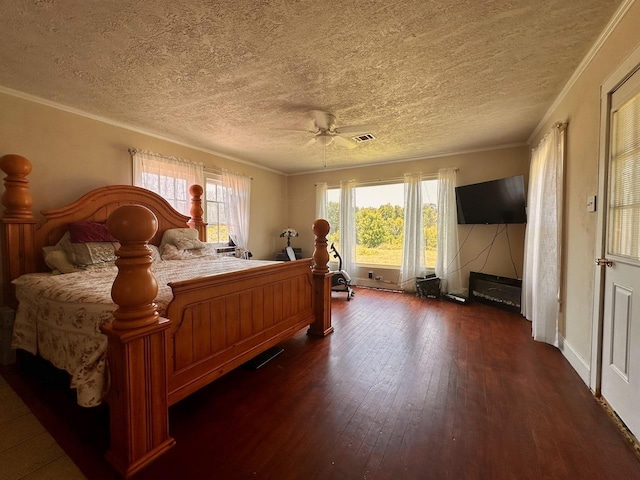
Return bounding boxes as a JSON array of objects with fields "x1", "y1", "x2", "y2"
[{"x1": 11, "y1": 256, "x2": 279, "y2": 407}]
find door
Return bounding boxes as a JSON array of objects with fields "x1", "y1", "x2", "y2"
[{"x1": 600, "y1": 68, "x2": 640, "y2": 437}]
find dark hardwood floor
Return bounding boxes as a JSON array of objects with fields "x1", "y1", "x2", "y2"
[{"x1": 3, "y1": 287, "x2": 640, "y2": 479}]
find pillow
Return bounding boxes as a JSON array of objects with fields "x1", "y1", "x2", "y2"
[
  {"x1": 44, "y1": 249, "x2": 83, "y2": 274},
  {"x1": 58, "y1": 232, "x2": 119, "y2": 267},
  {"x1": 69, "y1": 221, "x2": 118, "y2": 243},
  {"x1": 159, "y1": 228, "x2": 199, "y2": 252},
  {"x1": 161, "y1": 244, "x2": 198, "y2": 260},
  {"x1": 174, "y1": 237, "x2": 206, "y2": 251},
  {"x1": 161, "y1": 244, "x2": 218, "y2": 261}
]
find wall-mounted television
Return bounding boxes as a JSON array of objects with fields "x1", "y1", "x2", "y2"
[{"x1": 455, "y1": 175, "x2": 527, "y2": 224}]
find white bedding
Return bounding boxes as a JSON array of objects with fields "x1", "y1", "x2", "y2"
[{"x1": 11, "y1": 256, "x2": 279, "y2": 407}]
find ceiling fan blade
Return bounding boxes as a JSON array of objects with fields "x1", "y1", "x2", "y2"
[
  {"x1": 279, "y1": 128, "x2": 318, "y2": 134},
  {"x1": 334, "y1": 123, "x2": 379, "y2": 135},
  {"x1": 310, "y1": 110, "x2": 334, "y2": 131},
  {"x1": 333, "y1": 135, "x2": 357, "y2": 149},
  {"x1": 303, "y1": 137, "x2": 318, "y2": 148}
]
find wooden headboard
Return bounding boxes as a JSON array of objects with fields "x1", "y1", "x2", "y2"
[{"x1": 0, "y1": 154, "x2": 206, "y2": 303}]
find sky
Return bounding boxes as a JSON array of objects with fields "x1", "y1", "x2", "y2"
[{"x1": 327, "y1": 180, "x2": 438, "y2": 208}]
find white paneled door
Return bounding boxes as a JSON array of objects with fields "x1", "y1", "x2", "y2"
[{"x1": 600, "y1": 67, "x2": 640, "y2": 438}]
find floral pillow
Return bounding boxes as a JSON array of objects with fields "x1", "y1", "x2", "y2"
[
  {"x1": 161, "y1": 243, "x2": 219, "y2": 261},
  {"x1": 58, "y1": 232, "x2": 119, "y2": 267},
  {"x1": 174, "y1": 237, "x2": 206, "y2": 251},
  {"x1": 159, "y1": 228, "x2": 200, "y2": 252},
  {"x1": 44, "y1": 248, "x2": 83, "y2": 274}
]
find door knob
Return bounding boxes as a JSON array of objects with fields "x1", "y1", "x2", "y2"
[{"x1": 595, "y1": 258, "x2": 614, "y2": 267}]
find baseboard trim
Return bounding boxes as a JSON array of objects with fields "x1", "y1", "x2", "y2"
[{"x1": 558, "y1": 335, "x2": 590, "y2": 386}]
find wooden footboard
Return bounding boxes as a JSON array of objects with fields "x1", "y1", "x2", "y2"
[
  {"x1": 102, "y1": 208, "x2": 332, "y2": 478},
  {"x1": 166, "y1": 259, "x2": 314, "y2": 405}
]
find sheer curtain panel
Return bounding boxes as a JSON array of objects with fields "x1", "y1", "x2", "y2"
[
  {"x1": 223, "y1": 170, "x2": 251, "y2": 256},
  {"x1": 436, "y1": 168, "x2": 463, "y2": 295},
  {"x1": 131, "y1": 149, "x2": 204, "y2": 215},
  {"x1": 522, "y1": 123, "x2": 566, "y2": 346},
  {"x1": 315, "y1": 182, "x2": 328, "y2": 221},
  {"x1": 400, "y1": 173, "x2": 425, "y2": 292},
  {"x1": 339, "y1": 180, "x2": 357, "y2": 275}
]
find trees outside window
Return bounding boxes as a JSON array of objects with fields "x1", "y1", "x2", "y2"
[
  {"x1": 205, "y1": 176, "x2": 229, "y2": 244},
  {"x1": 327, "y1": 180, "x2": 438, "y2": 268}
]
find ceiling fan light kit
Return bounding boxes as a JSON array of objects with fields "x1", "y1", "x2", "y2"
[
  {"x1": 303, "y1": 110, "x2": 379, "y2": 150},
  {"x1": 315, "y1": 133, "x2": 334, "y2": 147}
]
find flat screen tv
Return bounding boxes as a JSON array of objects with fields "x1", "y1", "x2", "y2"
[{"x1": 455, "y1": 175, "x2": 527, "y2": 224}]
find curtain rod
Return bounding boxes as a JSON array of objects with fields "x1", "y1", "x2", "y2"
[
  {"x1": 205, "y1": 167, "x2": 253, "y2": 180},
  {"x1": 128, "y1": 148, "x2": 203, "y2": 166},
  {"x1": 130, "y1": 149, "x2": 253, "y2": 179}
]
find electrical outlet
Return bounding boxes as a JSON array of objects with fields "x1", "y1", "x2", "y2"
[{"x1": 368, "y1": 271, "x2": 373, "y2": 279}]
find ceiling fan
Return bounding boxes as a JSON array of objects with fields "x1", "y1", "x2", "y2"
[{"x1": 299, "y1": 110, "x2": 379, "y2": 149}]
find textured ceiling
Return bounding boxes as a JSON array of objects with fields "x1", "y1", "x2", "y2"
[{"x1": 0, "y1": 0, "x2": 623, "y2": 174}]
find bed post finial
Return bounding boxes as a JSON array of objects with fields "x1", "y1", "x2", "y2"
[
  {"x1": 1, "y1": 154, "x2": 37, "y2": 306},
  {"x1": 187, "y1": 184, "x2": 207, "y2": 240},
  {"x1": 311, "y1": 218, "x2": 330, "y2": 274},
  {"x1": 101, "y1": 204, "x2": 175, "y2": 477},
  {"x1": 308, "y1": 218, "x2": 334, "y2": 337},
  {"x1": 107, "y1": 205, "x2": 160, "y2": 329},
  {"x1": 0, "y1": 154, "x2": 35, "y2": 220}
]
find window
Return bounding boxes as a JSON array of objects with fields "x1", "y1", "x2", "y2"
[
  {"x1": 608, "y1": 90, "x2": 640, "y2": 260},
  {"x1": 205, "y1": 175, "x2": 229, "y2": 244},
  {"x1": 131, "y1": 149, "x2": 204, "y2": 216},
  {"x1": 354, "y1": 183, "x2": 404, "y2": 266},
  {"x1": 327, "y1": 188, "x2": 340, "y2": 249},
  {"x1": 141, "y1": 172, "x2": 189, "y2": 214},
  {"x1": 327, "y1": 179, "x2": 438, "y2": 268}
]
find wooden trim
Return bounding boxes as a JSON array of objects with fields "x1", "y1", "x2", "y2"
[
  {"x1": 101, "y1": 319, "x2": 175, "y2": 478},
  {"x1": 308, "y1": 218, "x2": 333, "y2": 336}
]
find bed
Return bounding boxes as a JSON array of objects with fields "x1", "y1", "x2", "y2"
[{"x1": 0, "y1": 154, "x2": 334, "y2": 478}]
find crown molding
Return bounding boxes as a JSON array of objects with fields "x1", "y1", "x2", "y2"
[
  {"x1": 0, "y1": 85, "x2": 285, "y2": 175},
  {"x1": 528, "y1": 0, "x2": 636, "y2": 144},
  {"x1": 288, "y1": 142, "x2": 528, "y2": 176}
]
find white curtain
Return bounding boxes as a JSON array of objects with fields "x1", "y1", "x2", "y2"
[
  {"x1": 339, "y1": 180, "x2": 357, "y2": 275},
  {"x1": 436, "y1": 167, "x2": 463, "y2": 295},
  {"x1": 522, "y1": 123, "x2": 566, "y2": 346},
  {"x1": 222, "y1": 170, "x2": 251, "y2": 256},
  {"x1": 400, "y1": 173, "x2": 425, "y2": 292},
  {"x1": 315, "y1": 182, "x2": 328, "y2": 221},
  {"x1": 131, "y1": 149, "x2": 204, "y2": 215}
]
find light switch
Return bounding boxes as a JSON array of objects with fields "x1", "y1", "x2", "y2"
[{"x1": 587, "y1": 195, "x2": 597, "y2": 212}]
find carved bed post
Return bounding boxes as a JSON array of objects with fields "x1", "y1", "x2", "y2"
[
  {"x1": 0, "y1": 154, "x2": 37, "y2": 307},
  {"x1": 100, "y1": 205, "x2": 175, "y2": 478},
  {"x1": 308, "y1": 218, "x2": 334, "y2": 337},
  {"x1": 187, "y1": 184, "x2": 207, "y2": 241}
]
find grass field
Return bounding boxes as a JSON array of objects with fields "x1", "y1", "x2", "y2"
[{"x1": 352, "y1": 244, "x2": 437, "y2": 268}]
